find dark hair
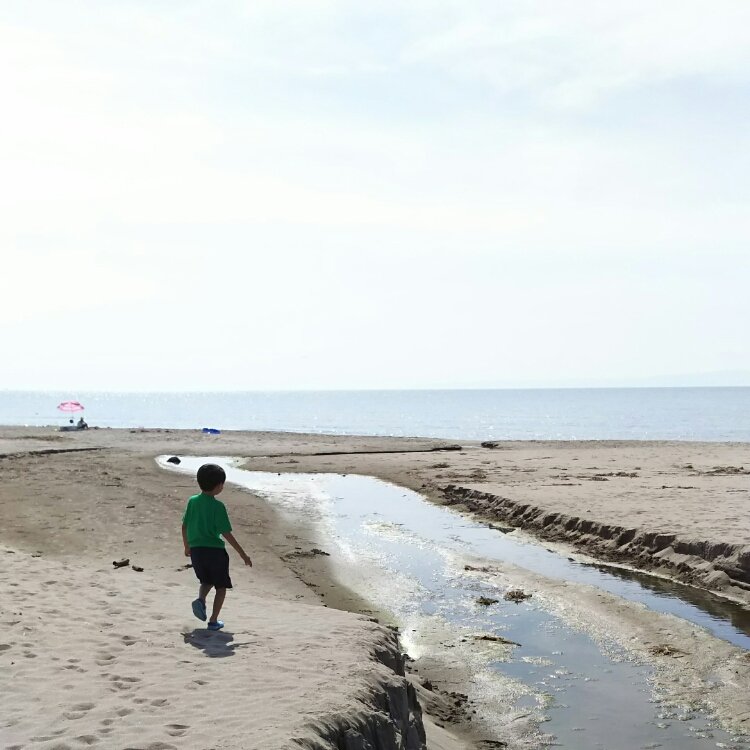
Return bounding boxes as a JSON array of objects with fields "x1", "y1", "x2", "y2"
[{"x1": 197, "y1": 463, "x2": 226, "y2": 492}]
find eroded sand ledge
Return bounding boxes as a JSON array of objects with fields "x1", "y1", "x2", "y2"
[{"x1": 440, "y1": 483, "x2": 750, "y2": 601}]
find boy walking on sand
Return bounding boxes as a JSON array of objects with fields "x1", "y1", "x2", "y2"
[{"x1": 181, "y1": 463, "x2": 252, "y2": 631}]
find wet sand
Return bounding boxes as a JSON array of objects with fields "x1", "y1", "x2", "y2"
[{"x1": 1, "y1": 426, "x2": 750, "y2": 748}]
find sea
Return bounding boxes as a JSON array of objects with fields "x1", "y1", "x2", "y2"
[{"x1": 1, "y1": 387, "x2": 750, "y2": 442}]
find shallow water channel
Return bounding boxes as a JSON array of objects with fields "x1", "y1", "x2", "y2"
[{"x1": 162, "y1": 456, "x2": 750, "y2": 749}]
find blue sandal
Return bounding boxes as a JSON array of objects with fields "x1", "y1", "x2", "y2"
[
  {"x1": 207, "y1": 620, "x2": 224, "y2": 631},
  {"x1": 191, "y1": 598, "x2": 207, "y2": 621}
]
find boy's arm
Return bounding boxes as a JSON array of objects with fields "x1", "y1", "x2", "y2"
[
  {"x1": 181, "y1": 523, "x2": 190, "y2": 557},
  {"x1": 223, "y1": 532, "x2": 253, "y2": 566}
]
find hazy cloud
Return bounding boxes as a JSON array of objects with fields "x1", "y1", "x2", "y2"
[{"x1": 1, "y1": 1, "x2": 748, "y2": 389}]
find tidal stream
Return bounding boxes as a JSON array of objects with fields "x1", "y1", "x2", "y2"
[{"x1": 160, "y1": 456, "x2": 750, "y2": 750}]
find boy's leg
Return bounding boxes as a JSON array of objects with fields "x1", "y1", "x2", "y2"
[
  {"x1": 209, "y1": 588, "x2": 226, "y2": 623},
  {"x1": 190, "y1": 549, "x2": 212, "y2": 621},
  {"x1": 192, "y1": 583, "x2": 212, "y2": 621}
]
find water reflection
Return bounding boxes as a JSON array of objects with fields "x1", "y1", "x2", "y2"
[{"x1": 590, "y1": 562, "x2": 750, "y2": 638}]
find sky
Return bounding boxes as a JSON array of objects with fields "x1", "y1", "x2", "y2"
[{"x1": 1, "y1": 1, "x2": 749, "y2": 391}]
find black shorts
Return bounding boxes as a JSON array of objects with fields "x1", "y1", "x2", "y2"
[{"x1": 190, "y1": 547, "x2": 233, "y2": 589}]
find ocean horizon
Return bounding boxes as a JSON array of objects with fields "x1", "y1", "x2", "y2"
[{"x1": 2, "y1": 387, "x2": 750, "y2": 442}]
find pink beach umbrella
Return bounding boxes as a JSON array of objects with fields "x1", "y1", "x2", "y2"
[{"x1": 57, "y1": 401, "x2": 85, "y2": 415}]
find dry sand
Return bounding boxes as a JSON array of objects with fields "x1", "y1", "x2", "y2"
[
  {"x1": 1, "y1": 545, "x2": 420, "y2": 750},
  {"x1": 1, "y1": 426, "x2": 750, "y2": 749}
]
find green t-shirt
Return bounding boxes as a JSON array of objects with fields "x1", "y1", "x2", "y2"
[{"x1": 182, "y1": 493, "x2": 232, "y2": 549}]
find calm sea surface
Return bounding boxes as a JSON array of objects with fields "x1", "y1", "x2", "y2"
[{"x1": 1, "y1": 388, "x2": 749, "y2": 441}]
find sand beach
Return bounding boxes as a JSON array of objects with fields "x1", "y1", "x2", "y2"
[
  {"x1": 1, "y1": 426, "x2": 749, "y2": 749},
  {"x1": 6, "y1": 1, "x2": 749, "y2": 746}
]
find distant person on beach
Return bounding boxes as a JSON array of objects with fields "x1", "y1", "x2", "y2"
[
  {"x1": 181, "y1": 463, "x2": 252, "y2": 631},
  {"x1": 77, "y1": 417, "x2": 88, "y2": 429}
]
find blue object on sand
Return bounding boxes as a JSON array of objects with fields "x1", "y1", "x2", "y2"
[
  {"x1": 207, "y1": 620, "x2": 224, "y2": 631},
  {"x1": 201, "y1": 428, "x2": 221, "y2": 435}
]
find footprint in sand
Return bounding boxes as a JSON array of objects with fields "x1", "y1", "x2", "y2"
[
  {"x1": 150, "y1": 698, "x2": 169, "y2": 707},
  {"x1": 0, "y1": 643, "x2": 12, "y2": 651},
  {"x1": 165, "y1": 723, "x2": 189, "y2": 737},
  {"x1": 110, "y1": 674, "x2": 141, "y2": 691},
  {"x1": 95, "y1": 652, "x2": 116, "y2": 666},
  {"x1": 116, "y1": 707, "x2": 134, "y2": 717},
  {"x1": 73, "y1": 735, "x2": 99, "y2": 745},
  {"x1": 121, "y1": 635, "x2": 137, "y2": 646},
  {"x1": 62, "y1": 702, "x2": 96, "y2": 721}
]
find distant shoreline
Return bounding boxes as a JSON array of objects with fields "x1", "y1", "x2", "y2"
[
  {"x1": 3, "y1": 421, "x2": 750, "y2": 445},
  {"x1": 4, "y1": 387, "x2": 750, "y2": 441}
]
